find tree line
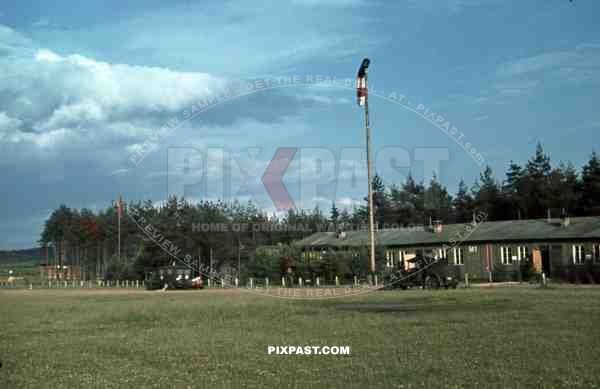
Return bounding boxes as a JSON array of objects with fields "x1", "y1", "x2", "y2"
[{"x1": 39, "y1": 143, "x2": 600, "y2": 281}]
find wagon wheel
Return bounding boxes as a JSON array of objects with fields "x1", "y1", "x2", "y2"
[{"x1": 424, "y1": 275, "x2": 441, "y2": 290}]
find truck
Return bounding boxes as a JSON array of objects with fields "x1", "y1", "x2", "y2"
[
  {"x1": 384, "y1": 251, "x2": 459, "y2": 290},
  {"x1": 144, "y1": 265, "x2": 203, "y2": 290}
]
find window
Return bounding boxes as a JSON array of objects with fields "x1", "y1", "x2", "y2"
[
  {"x1": 453, "y1": 248, "x2": 464, "y2": 265},
  {"x1": 572, "y1": 245, "x2": 585, "y2": 265},
  {"x1": 500, "y1": 246, "x2": 513, "y2": 265},
  {"x1": 398, "y1": 250, "x2": 406, "y2": 267},
  {"x1": 433, "y1": 247, "x2": 447, "y2": 259},
  {"x1": 385, "y1": 249, "x2": 394, "y2": 267},
  {"x1": 517, "y1": 246, "x2": 528, "y2": 261}
]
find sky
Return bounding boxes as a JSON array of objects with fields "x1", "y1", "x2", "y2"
[{"x1": 0, "y1": 0, "x2": 599, "y2": 249}]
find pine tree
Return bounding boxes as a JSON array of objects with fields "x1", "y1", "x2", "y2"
[
  {"x1": 453, "y1": 179, "x2": 474, "y2": 223},
  {"x1": 473, "y1": 166, "x2": 501, "y2": 220},
  {"x1": 503, "y1": 161, "x2": 525, "y2": 219},
  {"x1": 329, "y1": 202, "x2": 339, "y2": 224},
  {"x1": 424, "y1": 174, "x2": 452, "y2": 222},
  {"x1": 580, "y1": 151, "x2": 600, "y2": 215},
  {"x1": 522, "y1": 142, "x2": 552, "y2": 218},
  {"x1": 548, "y1": 162, "x2": 578, "y2": 216}
]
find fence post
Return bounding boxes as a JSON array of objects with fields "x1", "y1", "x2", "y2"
[
  {"x1": 374, "y1": 275, "x2": 378, "y2": 287},
  {"x1": 354, "y1": 276, "x2": 358, "y2": 286},
  {"x1": 335, "y1": 276, "x2": 340, "y2": 287},
  {"x1": 221, "y1": 279, "x2": 224, "y2": 288},
  {"x1": 249, "y1": 278, "x2": 254, "y2": 289},
  {"x1": 235, "y1": 278, "x2": 239, "y2": 288},
  {"x1": 465, "y1": 273, "x2": 469, "y2": 288},
  {"x1": 265, "y1": 277, "x2": 269, "y2": 288},
  {"x1": 316, "y1": 277, "x2": 320, "y2": 287},
  {"x1": 299, "y1": 277, "x2": 303, "y2": 287},
  {"x1": 282, "y1": 277, "x2": 286, "y2": 288},
  {"x1": 542, "y1": 272, "x2": 546, "y2": 287}
]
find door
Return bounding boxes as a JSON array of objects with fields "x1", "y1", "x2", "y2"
[
  {"x1": 541, "y1": 246, "x2": 551, "y2": 276},
  {"x1": 532, "y1": 247, "x2": 542, "y2": 274}
]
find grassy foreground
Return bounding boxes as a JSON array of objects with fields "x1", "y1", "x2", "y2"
[{"x1": 1, "y1": 287, "x2": 600, "y2": 389}]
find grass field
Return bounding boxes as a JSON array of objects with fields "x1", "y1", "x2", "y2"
[{"x1": 1, "y1": 287, "x2": 600, "y2": 389}]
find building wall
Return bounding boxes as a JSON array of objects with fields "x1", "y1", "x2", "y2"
[{"x1": 300, "y1": 240, "x2": 600, "y2": 281}]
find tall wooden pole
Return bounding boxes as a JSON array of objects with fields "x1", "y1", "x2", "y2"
[
  {"x1": 118, "y1": 195, "x2": 121, "y2": 260},
  {"x1": 362, "y1": 61, "x2": 376, "y2": 276},
  {"x1": 238, "y1": 238, "x2": 241, "y2": 278}
]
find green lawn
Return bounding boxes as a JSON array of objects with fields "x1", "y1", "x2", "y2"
[{"x1": 1, "y1": 287, "x2": 599, "y2": 388}]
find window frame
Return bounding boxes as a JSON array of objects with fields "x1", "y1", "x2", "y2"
[
  {"x1": 385, "y1": 249, "x2": 394, "y2": 267},
  {"x1": 500, "y1": 246, "x2": 513, "y2": 265},
  {"x1": 516, "y1": 246, "x2": 528, "y2": 261},
  {"x1": 453, "y1": 247, "x2": 464, "y2": 265},
  {"x1": 572, "y1": 244, "x2": 585, "y2": 265},
  {"x1": 593, "y1": 244, "x2": 600, "y2": 263}
]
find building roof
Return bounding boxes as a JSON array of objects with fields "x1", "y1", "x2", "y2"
[{"x1": 294, "y1": 217, "x2": 600, "y2": 248}]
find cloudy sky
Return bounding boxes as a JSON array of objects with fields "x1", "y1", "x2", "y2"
[{"x1": 1, "y1": 0, "x2": 599, "y2": 249}]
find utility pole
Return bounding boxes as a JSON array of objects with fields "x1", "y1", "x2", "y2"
[
  {"x1": 112, "y1": 195, "x2": 125, "y2": 260},
  {"x1": 118, "y1": 195, "x2": 121, "y2": 259},
  {"x1": 117, "y1": 195, "x2": 123, "y2": 259},
  {"x1": 357, "y1": 58, "x2": 376, "y2": 278},
  {"x1": 238, "y1": 238, "x2": 241, "y2": 279}
]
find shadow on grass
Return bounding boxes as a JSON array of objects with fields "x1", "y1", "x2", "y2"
[{"x1": 334, "y1": 299, "x2": 518, "y2": 315}]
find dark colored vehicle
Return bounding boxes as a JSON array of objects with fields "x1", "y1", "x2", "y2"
[
  {"x1": 145, "y1": 265, "x2": 203, "y2": 290},
  {"x1": 384, "y1": 251, "x2": 459, "y2": 290}
]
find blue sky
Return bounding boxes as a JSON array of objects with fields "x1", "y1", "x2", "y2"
[{"x1": 0, "y1": 0, "x2": 599, "y2": 249}]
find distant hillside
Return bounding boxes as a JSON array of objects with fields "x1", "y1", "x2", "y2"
[{"x1": 0, "y1": 247, "x2": 50, "y2": 265}]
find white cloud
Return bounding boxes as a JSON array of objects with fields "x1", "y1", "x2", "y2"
[
  {"x1": 0, "y1": 112, "x2": 23, "y2": 142},
  {"x1": 109, "y1": 168, "x2": 129, "y2": 176},
  {"x1": 0, "y1": 112, "x2": 22, "y2": 131},
  {"x1": 32, "y1": 49, "x2": 227, "y2": 116},
  {"x1": 496, "y1": 52, "x2": 577, "y2": 77},
  {"x1": 35, "y1": 48, "x2": 62, "y2": 62}
]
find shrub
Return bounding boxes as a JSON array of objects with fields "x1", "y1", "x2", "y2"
[{"x1": 492, "y1": 267, "x2": 519, "y2": 282}]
